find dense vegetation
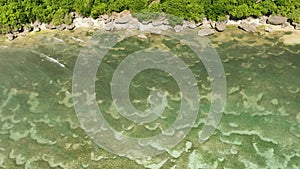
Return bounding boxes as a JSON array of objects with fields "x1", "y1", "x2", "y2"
[{"x1": 0, "y1": 0, "x2": 299, "y2": 33}]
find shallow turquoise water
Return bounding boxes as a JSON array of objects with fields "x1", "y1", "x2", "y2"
[{"x1": 0, "y1": 30, "x2": 299, "y2": 168}]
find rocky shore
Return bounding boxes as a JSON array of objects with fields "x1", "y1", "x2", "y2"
[{"x1": 4, "y1": 11, "x2": 300, "y2": 41}]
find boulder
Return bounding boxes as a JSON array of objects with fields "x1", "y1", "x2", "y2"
[
  {"x1": 156, "y1": 24, "x2": 171, "y2": 31},
  {"x1": 104, "y1": 22, "x2": 115, "y2": 31},
  {"x1": 100, "y1": 14, "x2": 110, "y2": 20},
  {"x1": 201, "y1": 18, "x2": 212, "y2": 29},
  {"x1": 115, "y1": 14, "x2": 134, "y2": 24},
  {"x1": 56, "y1": 24, "x2": 66, "y2": 31},
  {"x1": 114, "y1": 23, "x2": 129, "y2": 30},
  {"x1": 215, "y1": 21, "x2": 227, "y2": 32},
  {"x1": 210, "y1": 21, "x2": 216, "y2": 28},
  {"x1": 259, "y1": 16, "x2": 268, "y2": 24},
  {"x1": 70, "y1": 12, "x2": 80, "y2": 18},
  {"x1": 152, "y1": 18, "x2": 169, "y2": 26},
  {"x1": 33, "y1": 20, "x2": 42, "y2": 27},
  {"x1": 6, "y1": 33, "x2": 15, "y2": 41},
  {"x1": 23, "y1": 25, "x2": 33, "y2": 33},
  {"x1": 141, "y1": 19, "x2": 152, "y2": 25},
  {"x1": 264, "y1": 25, "x2": 272, "y2": 32},
  {"x1": 127, "y1": 18, "x2": 140, "y2": 30},
  {"x1": 33, "y1": 27, "x2": 41, "y2": 32},
  {"x1": 282, "y1": 22, "x2": 291, "y2": 28},
  {"x1": 66, "y1": 24, "x2": 76, "y2": 30},
  {"x1": 292, "y1": 22, "x2": 300, "y2": 30},
  {"x1": 267, "y1": 15, "x2": 288, "y2": 25},
  {"x1": 45, "y1": 23, "x2": 56, "y2": 29},
  {"x1": 139, "y1": 23, "x2": 161, "y2": 34},
  {"x1": 83, "y1": 18, "x2": 94, "y2": 26},
  {"x1": 174, "y1": 25, "x2": 183, "y2": 32},
  {"x1": 110, "y1": 12, "x2": 119, "y2": 21},
  {"x1": 198, "y1": 28, "x2": 214, "y2": 36},
  {"x1": 138, "y1": 33, "x2": 147, "y2": 39},
  {"x1": 183, "y1": 21, "x2": 197, "y2": 29},
  {"x1": 238, "y1": 22, "x2": 257, "y2": 32}
]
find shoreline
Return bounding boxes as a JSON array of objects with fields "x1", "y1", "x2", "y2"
[{"x1": 2, "y1": 11, "x2": 300, "y2": 45}]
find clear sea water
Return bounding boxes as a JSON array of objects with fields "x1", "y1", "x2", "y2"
[{"x1": 0, "y1": 28, "x2": 299, "y2": 168}]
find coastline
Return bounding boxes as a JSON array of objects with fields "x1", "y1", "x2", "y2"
[{"x1": 2, "y1": 11, "x2": 300, "y2": 45}]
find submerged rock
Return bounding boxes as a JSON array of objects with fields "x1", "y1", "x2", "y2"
[
  {"x1": 267, "y1": 15, "x2": 288, "y2": 25},
  {"x1": 238, "y1": 22, "x2": 257, "y2": 32},
  {"x1": 197, "y1": 28, "x2": 214, "y2": 36}
]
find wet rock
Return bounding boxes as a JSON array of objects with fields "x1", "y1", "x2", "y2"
[
  {"x1": 83, "y1": 18, "x2": 94, "y2": 26},
  {"x1": 33, "y1": 27, "x2": 41, "y2": 32},
  {"x1": 104, "y1": 22, "x2": 115, "y2": 31},
  {"x1": 114, "y1": 23, "x2": 129, "y2": 30},
  {"x1": 110, "y1": 12, "x2": 119, "y2": 21},
  {"x1": 201, "y1": 18, "x2": 211, "y2": 28},
  {"x1": 265, "y1": 25, "x2": 272, "y2": 32},
  {"x1": 23, "y1": 25, "x2": 33, "y2": 33},
  {"x1": 115, "y1": 14, "x2": 134, "y2": 24},
  {"x1": 56, "y1": 24, "x2": 66, "y2": 31},
  {"x1": 197, "y1": 28, "x2": 214, "y2": 36},
  {"x1": 267, "y1": 15, "x2": 288, "y2": 25},
  {"x1": 70, "y1": 12, "x2": 80, "y2": 18},
  {"x1": 210, "y1": 21, "x2": 216, "y2": 28},
  {"x1": 215, "y1": 21, "x2": 227, "y2": 32},
  {"x1": 152, "y1": 18, "x2": 169, "y2": 26},
  {"x1": 156, "y1": 24, "x2": 171, "y2": 31},
  {"x1": 292, "y1": 22, "x2": 300, "y2": 30},
  {"x1": 174, "y1": 25, "x2": 183, "y2": 32},
  {"x1": 259, "y1": 16, "x2": 268, "y2": 24},
  {"x1": 93, "y1": 19, "x2": 105, "y2": 28},
  {"x1": 66, "y1": 24, "x2": 76, "y2": 30},
  {"x1": 142, "y1": 19, "x2": 153, "y2": 25},
  {"x1": 73, "y1": 18, "x2": 97, "y2": 28},
  {"x1": 282, "y1": 22, "x2": 291, "y2": 28},
  {"x1": 33, "y1": 20, "x2": 42, "y2": 27},
  {"x1": 139, "y1": 23, "x2": 161, "y2": 34},
  {"x1": 6, "y1": 33, "x2": 15, "y2": 41},
  {"x1": 183, "y1": 21, "x2": 197, "y2": 29},
  {"x1": 238, "y1": 22, "x2": 257, "y2": 32},
  {"x1": 127, "y1": 18, "x2": 140, "y2": 30},
  {"x1": 100, "y1": 14, "x2": 110, "y2": 20},
  {"x1": 138, "y1": 33, "x2": 147, "y2": 39},
  {"x1": 45, "y1": 23, "x2": 56, "y2": 29},
  {"x1": 99, "y1": 14, "x2": 111, "y2": 24}
]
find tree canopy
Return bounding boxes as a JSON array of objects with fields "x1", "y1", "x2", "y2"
[{"x1": 0, "y1": 0, "x2": 299, "y2": 33}]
